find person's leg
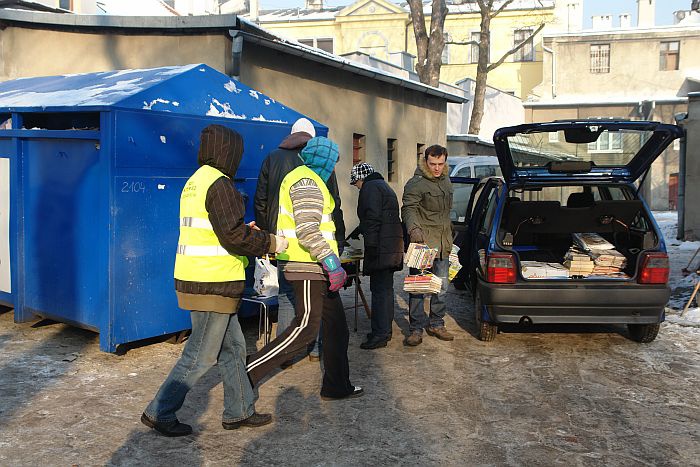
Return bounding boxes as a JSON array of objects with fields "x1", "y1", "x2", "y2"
[
  {"x1": 427, "y1": 259, "x2": 449, "y2": 329},
  {"x1": 144, "y1": 311, "x2": 229, "y2": 423},
  {"x1": 407, "y1": 265, "x2": 428, "y2": 334},
  {"x1": 369, "y1": 270, "x2": 393, "y2": 341},
  {"x1": 319, "y1": 290, "x2": 354, "y2": 399},
  {"x1": 309, "y1": 325, "x2": 322, "y2": 360},
  {"x1": 218, "y1": 313, "x2": 258, "y2": 423},
  {"x1": 246, "y1": 279, "x2": 324, "y2": 386},
  {"x1": 275, "y1": 266, "x2": 296, "y2": 338}
]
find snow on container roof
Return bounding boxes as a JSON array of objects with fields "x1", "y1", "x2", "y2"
[{"x1": 0, "y1": 63, "x2": 320, "y2": 127}]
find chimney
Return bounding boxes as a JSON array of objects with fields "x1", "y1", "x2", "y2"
[
  {"x1": 591, "y1": 14, "x2": 613, "y2": 29},
  {"x1": 637, "y1": 0, "x2": 655, "y2": 28},
  {"x1": 619, "y1": 13, "x2": 632, "y2": 28},
  {"x1": 305, "y1": 0, "x2": 323, "y2": 10},
  {"x1": 249, "y1": 0, "x2": 259, "y2": 22}
]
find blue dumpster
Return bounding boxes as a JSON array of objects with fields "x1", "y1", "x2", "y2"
[{"x1": 0, "y1": 64, "x2": 326, "y2": 352}]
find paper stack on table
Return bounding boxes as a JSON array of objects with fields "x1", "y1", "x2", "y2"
[
  {"x1": 521, "y1": 261, "x2": 570, "y2": 279},
  {"x1": 572, "y1": 232, "x2": 615, "y2": 251},
  {"x1": 564, "y1": 247, "x2": 594, "y2": 276},
  {"x1": 403, "y1": 273, "x2": 443, "y2": 294},
  {"x1": 405, "y1": 243, "x2": 438, "y2": 270}
]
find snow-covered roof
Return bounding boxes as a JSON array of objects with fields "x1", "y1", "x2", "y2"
[
  {"x1": 524, "y1": 93, "x2": 688, "y2": 107},
  {"x1": 545, "y1": 22, "x2": 700, "y2": 38},
  {"x1": 256, "y1": 7, "x2": 343, "y2": 22},
  {"x1": 0, "y1": 64, "x2": 315, "y2": 126},
  {"x1": 94, "y1": 0, "x2": 177, "y2": 16}
]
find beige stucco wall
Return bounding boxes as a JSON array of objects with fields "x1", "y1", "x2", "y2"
[
  {"x1": 0, "y1": 26, "x2": 232, "y2": 81},
  {"x1": 240, "y1": 42, "x2": 447, "y2": 229},
  {"x1": 684, "y1": 95, "x2": 700, "y2": 240}
]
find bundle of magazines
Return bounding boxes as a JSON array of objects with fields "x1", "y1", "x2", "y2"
[{"x1": 404, "y1": 243, "x2": 442, "y2": 294}]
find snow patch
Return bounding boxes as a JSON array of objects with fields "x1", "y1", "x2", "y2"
[
  {"x1": 249, "y1": 90, "x2": 260, "y2": 100},
  {"x1": 224, "y1": 81, "x2": 242, "y2": 94},
  {"x1": 251, "y1": 114, "x2": 288, "y2": 124},
  {"x1": 206, "y1": 99, "x2": 246, "y2": 120},
  {"x1": 142, "y1": 98, "x2": 170, "y2": 110}
]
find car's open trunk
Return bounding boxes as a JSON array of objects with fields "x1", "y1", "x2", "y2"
[{"x1": 498, "y1": 197, "x2": 658, "y2": 280}]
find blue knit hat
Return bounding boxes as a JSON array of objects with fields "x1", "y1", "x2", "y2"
[{"x1": 300, "y1": 136, "x2": 339, "y2": 182}]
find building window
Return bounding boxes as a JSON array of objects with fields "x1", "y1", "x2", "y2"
[
  {"x1": 590, "y1": 44, "x2": 610, "y2": 73},
  {"x1": 659, "y1": 41, "x2": 680, "y2": 71},
  {"x1": 353, "y1": 133, "x2": 365, "y2": 165},
  {"x1": 299, "y1": 38, "x2": 334, "y2": 54},
  {"x1": 470, "y1": 32, "x2": 484, "y2": 64},
  {"x1": 442, "y1": 33, "x2": 450, "y2": 64},
  {"x1": 588, "y1": 132, "x2": 623, "y2": 152},
  {"x1": 387, "y1": 138, "x2": 397, "y2": 182},
  {"x1": 417, "y1": 143, "x2": 425, "y2": 163},
  {"x1": 59, "y1": 0, "x2": 73, "y2": 9},
  {"x1": 513, "y1": 29, "x2": 535, "y2": 62}
]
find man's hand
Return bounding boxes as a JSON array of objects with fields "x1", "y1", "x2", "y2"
[
  {"x1": 321, "y1": 254, "x2": 347, "y2": 292},
  {"x1": 409, "y1": 227, "x2": 425, "y2": 244},
  {"x1": 248, "y1": 221, "x2": 261, "y2": 231}
]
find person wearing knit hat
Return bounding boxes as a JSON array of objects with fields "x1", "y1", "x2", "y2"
[
  {"x1": 253, "y1": 118, "x2": 345, "y2": 363},
  {"x1": 247, "y1": 136, "x2": 363, "y2": 401},
  {"x1": 349, "y1": 162, "x2": 404, "y2": 349}
]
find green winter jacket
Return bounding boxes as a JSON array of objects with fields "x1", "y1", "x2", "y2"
[{"x1": 401, "y1": 157, "x2": 454, "y2": 259}]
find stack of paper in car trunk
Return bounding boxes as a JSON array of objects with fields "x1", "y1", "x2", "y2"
[
  {"x1": 521, "y1": 261, "x2": 570, "y2": 279},
  {"x1": 572, "y1": 232, "x2": 615, "y2": 251},
  {"x1": 590, "y1": 248, "x2": 627, "y2": 274},
  {"x1": 563, "y1": 247, "x2": 594, "y2": 276},
  {"x1": 403, "y1": 273, "x2": 443, "y2": 294}
]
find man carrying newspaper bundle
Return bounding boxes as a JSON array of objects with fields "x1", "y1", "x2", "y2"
[{"x1": 401, "y1": 144, "x2": 454, "y2": 347}]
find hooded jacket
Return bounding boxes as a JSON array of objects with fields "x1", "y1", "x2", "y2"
[
  {"x1": 401, "y1": 157, "x2": 454, "y2": 259},
  {"x1": 357, "y1": 172, "x2": 404, "y2": 274},
  {"x1": 253, "y1": 132, "x2": 345, "y2": 244},
  {"x1": 175, "y1": 124, "x2": 275, "y2": 313}
]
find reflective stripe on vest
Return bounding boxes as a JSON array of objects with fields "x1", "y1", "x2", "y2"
[
  {"x1": 174, "y1": 165, "x2": 248, "y2": 282},
  {"x1": 276, "y1": 165, "x2": 338, "y2": 262}
]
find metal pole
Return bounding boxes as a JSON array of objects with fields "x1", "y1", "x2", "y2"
[{"x1": 675, "y1": 113, "x2": 688, "y2": 240}]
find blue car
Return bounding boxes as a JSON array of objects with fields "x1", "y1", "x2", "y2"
[{"x1": 451, "y1": 120, "x2": 683, "y2": 342}]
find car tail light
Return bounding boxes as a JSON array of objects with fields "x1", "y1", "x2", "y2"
[
  {"x1": 487, "y1": 253, "x2": 516, "y2": 283},
  {"x1": 638, "y1": 252, "x2": 669, "y2": 284}
]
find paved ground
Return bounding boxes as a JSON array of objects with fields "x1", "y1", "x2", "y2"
[{"x1": 1, "y1": 254, "x2": 699, "y2": 466}]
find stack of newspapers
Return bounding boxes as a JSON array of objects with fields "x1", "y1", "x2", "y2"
[
  {"x1": 521, "y1": 261, "x2": 570, "y2": 279},
  {"x1": 448, "y1": 244, "x2": 462, "y2": 281},
  {"x1": 590, "y1": 248, "x2": 627, "y2": 275},
  {"x1": 405, "y1": 243, "x2": 438, "y2": 270},
  {"x1": 564, "y1": 247, "x2": 594, "y2": 277},
  {"x1": 572, "y1": 232, "x2": 615, "y2": 251},
  {"x1": 403, "y1": 273, "x2": 443, "y2": 294}
]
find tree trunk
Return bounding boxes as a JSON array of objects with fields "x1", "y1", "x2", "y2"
[
  {"x1": 468, "y1": 10, "x2": 490, "y2": 135},
  {"x1": 407, "y1": 0, "x2": 448, "y2": 87}
]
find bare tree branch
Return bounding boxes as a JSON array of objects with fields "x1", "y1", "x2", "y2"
[
  {"x1": 489, "y1": 0, "x2": 515, "y2": 19},
  {"x1": 445, "y1": 40, "x2": 480, "y2": 46},
  {"x1": 486, "y1": 22, "x2": 545, "y2": 72}
]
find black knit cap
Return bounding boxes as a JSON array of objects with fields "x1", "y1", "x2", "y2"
[{"x1": 197, "y1": 124, "x2": 244, "y2": 178}]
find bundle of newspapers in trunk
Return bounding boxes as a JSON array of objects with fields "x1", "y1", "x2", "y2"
[
  {"x1": 571, "y1": 233, "x2": 627, "y2": 276},
  {"x1": 404, "y1": 243, "x2": 442, "y2": 294}
]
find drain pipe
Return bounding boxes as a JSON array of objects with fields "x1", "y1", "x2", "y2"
[
  {"x1": 229, "y1": 30, "x2": 244, "y2": 81},
  {"x1": 542, "y1": 44, "x2": 556, "y2": 98},
  {"x1": 675, "y1": 112, "x2": 688, "y2": 240}
]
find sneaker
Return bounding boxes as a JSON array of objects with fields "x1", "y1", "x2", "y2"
[
  {"x1": 321, "y1": 386, "x2": 364, "y2": 401},
  {"x1": 403, "y1": 332, "x2": 422, "y2": 346},
  {"x1": 425, "y1": 326, "x2": 454, "y2": 341},
  {"x1": 222, "y1": 412, "x2": 272, "y2": 430}
]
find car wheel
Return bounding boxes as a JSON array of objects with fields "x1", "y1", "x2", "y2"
[
  {"x1": 627, "y1": 323, "x2": 660, "y2": 343},
  {"x1": 474, "y1": 290, "x2": 497, "y2": 342}
]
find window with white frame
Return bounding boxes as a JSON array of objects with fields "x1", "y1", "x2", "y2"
[
  {"x1": 659, "y1": 41, "x2": 680, "y2": 71},
  {"x1": 513, "y1": 29, "x2": 535, "y2": 62},
  {"x1": 590, "y1": 44, "x2": 610, "y2": 73},
  {"x1": 588, "y1": 132, "x2": 623, "y2": 152},
  {"x1": 470, "y1": 31, "x2": 487, "y2": 64},
  {"x1": 299, "y1": 38, "x2": 334, "y2": 54},
  {"x1": 442, "y1": 32, "x2": 450, "y2": 64}
]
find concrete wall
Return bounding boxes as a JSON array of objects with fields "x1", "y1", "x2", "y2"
[
  {"x1": 454, "y1": 78, "x2": 524, "y2": 141},
  {"x1": 240, "y1": 42, "x2": 448, "y2": 230},
  {"x1": 684, "y1": 94, "x2": 700, "y2": 239}
]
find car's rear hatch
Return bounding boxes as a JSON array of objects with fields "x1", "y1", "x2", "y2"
[{"x1": 492, "y1": 120, "x2": 683, "y2": 185}]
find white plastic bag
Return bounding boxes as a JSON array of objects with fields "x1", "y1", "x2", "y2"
[{"x1": 254, "y1": 255, "x2": 279, "y2": 297}]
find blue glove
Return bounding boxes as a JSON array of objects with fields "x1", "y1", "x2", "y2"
[{"x1": 321, "y1": 254, "x2": 347, "y2": 292}]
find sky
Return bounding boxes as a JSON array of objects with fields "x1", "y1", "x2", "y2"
[{"x1": 258, "y1": 0, "x2": 691, "y2": 27}]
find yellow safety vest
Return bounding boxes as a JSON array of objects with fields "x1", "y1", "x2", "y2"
[
  {"x1": 276, "y1": 165, "x2": 338, "y2": 262},
  {"x1": 174, "y1": 165, "x2": 248, "y2": 282}
]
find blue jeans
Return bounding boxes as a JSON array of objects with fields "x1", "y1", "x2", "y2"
[
  {"x1": 408, "y1": 258, "x2": 449, "y2": 334},
  {"x1": 144, "y1": 311, "x2": 256, "y2": 423}
]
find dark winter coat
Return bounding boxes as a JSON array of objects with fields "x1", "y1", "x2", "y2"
[
  {"x1": 175, "y1": 125, "x2": 275, "y2": 313},
  {"x1": 357, "y1": 172, "x2": 404, "y2": 275},
  {"x1": 253, "y1": 132, "x2": 345, "y2": 244},
  {"x1": 401, "y1": 157, "x2": 454, "y2": 259}
]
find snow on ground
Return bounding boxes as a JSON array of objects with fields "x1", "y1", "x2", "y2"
[{"x1": 654, "y1": 211, "x2": 700, "y2": 327}]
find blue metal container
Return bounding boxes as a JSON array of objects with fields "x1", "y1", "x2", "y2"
[{"x1": 0, "y1": 64, "x2": 326, "y2": 352}]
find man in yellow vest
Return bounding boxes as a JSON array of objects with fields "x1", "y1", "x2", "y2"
[
  {"x1": 141, "y1": 125, "x2": 288, "y2": 437},
  {"x1": 246, "y1": 136, "x2": 363, "y2": 400}
]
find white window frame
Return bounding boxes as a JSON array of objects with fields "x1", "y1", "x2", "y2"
[
  {"x1": 513, "y1": 28, "x2": 535, "y2": 62},
  {"x1": 298, "y1": 37, "x2": 334, "y2": 54},
  {"x1": 588, "y1": 132, "x2": 623, "y2": 153}
]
